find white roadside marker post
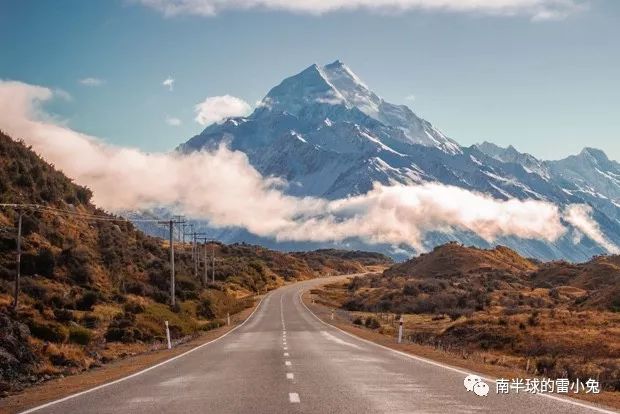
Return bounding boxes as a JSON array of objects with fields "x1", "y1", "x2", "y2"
[
  {"x1": 227, "y1": 312, "x2": 230, "y2": 326},
  {"x1": 165, "y1": 320, "x2": 172, "y2": 349},
  {"x1": 398, "y1": 315, "x2": 404, "y2": 344},
  {"x1": 331, "y1": 309, "x2": 334, "y2": 320}
]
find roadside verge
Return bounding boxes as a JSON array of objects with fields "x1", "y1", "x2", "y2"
[
  {"x1": 301, "y1": 283, "x2": 620, "y2": 412},
  {"x1": 0, "y1": 295, "x2": 265, "y2": 414}
]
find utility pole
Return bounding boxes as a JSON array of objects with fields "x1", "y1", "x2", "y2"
[
  {"x1": 193, "y1": 232, "x2": 198, "y2": 279},
  {"x1": 193, "y1": 233, "x2": 208, "y2": 281},
  {"x1": 159, "y1": 217, "x2": 185, "y2": 307},
  {"x1": 169, "y1": 220, "x2": 175, "y2": 307},
  {"x1": 211, "y1": 240, "x2": 216, "y2": 283},
  {"x1": 203, "y1": 241, "x2": 208, "y2": 285},
  {"x1": 12, "y1": 210, "x2": 23, "y2": 309}
]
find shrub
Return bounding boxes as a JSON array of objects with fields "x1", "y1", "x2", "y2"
[
  {"x1": 364, "y1": 317, "x2": 380, "y2": 329},
  {"x1": 353, "y1": 317, "x2": 364, "y2": 325},
  {"x1": 62, "y1": 247, "x2": 94, "y2": 284},
  {"x1": 76, "y1": 290, "x2": 99, "y2": 311},
  {"x1": 35, "y1": 248, "x2": 56, "y2": 277},
  {"x1": 53, "y1": 308, "x2": 75, "y2": 323},
  {"x1": 196, "y1": 298, "x2": 215, "y2": 319},
  {"x1": 105, "y1": 313, "x2": 148, "y2": 343},
  {"x1": 68, "y1": 326, "x2": 93, "y2": 345},
  {"x1": 80, "y1": 313, "x2": 100, "y2": 329},
  {"x1": 200, "y1": 319, "x2": 225, "y2": 331},
  {"x1": 28, "y1": 321, "x2": 68, "y2": 343},
  {"x1": 125, "y1": 281, "x2": 150, "y2": 296},
  {"x1": 123, "y1": 301, "x2": 145, "y2": 314},
  {"x1": 403, "y1": 283, "x2": 419, "y2": 296}
]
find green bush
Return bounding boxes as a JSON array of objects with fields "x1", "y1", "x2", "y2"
[
  {"x1": 68, "y1": 326, "x2": 93, "y2": 345},
  {"x1": 353, "y1": 317, "x2": 364, "y2": 325},
  {"x1": 28, "y1": 321, "x2": 68, "y2": 343}
]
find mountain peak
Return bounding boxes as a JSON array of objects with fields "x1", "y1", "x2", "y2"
[
  {"x1": 238, "y1": 61, "x2": 460, "y2": 154},
  {"x1": 580, "y1": 147, "x2": 609, "y2": 163}
]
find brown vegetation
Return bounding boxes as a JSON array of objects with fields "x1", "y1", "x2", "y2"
[{"x1": 322, "y1": 242, "x2": 620, "y2": 393}]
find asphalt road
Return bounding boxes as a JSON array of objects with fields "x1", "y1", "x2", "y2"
[{"x1": 22, "y1": 276, "x2": 617, "y2": 414}]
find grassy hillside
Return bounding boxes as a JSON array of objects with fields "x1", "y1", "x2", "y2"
[
  {"x1": 320, "y1": 242, "x2": 620, "y2": 391},
  {"x1": 0, "y1": 131, "x2": 392, "y2": 395}
]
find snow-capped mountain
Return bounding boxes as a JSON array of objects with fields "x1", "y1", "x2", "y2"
[{"x1": 176, "y1": 61, "x2": 620, "y2": 261}]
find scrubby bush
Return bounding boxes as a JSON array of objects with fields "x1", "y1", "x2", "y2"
[
  {"x1": 105, "y1": 313, "x2": 146, "y2": 343},
  {"x1": 353, "y1": 317, "x2": 364, "y2": 325},
  {"x1": 53, "y1": 308, "x2": 74, "y2": 323},
  {"x1": 200, "y1": 319, "x2": 225, "y2": 331},
  {"x1": 197, "y1": 297, "x2": 215, "y2": 319},
  {"x1": 80, "y1": 313, "x2": 100, "y2": 329},
  {"x1": 28, "y1": 321, "x2": 68, "y2": 343},
  {"x1": 364, "y1": 317, "x2": 380, "y2": 329},
  {"x1": 68, "y1": 326, "x2": 93, "y2": 345},
  {"x1": 76, "y1": 290, "x2": 99, "y2": 311},
  {"x1": 61, "y1": 247, "x2": 94, "y2": 284},
  {"x1": 402, "y1": 283, "x2": 419, "y2": 296},
  {"x1": 123, "y1": 301, "x2": 145, "y2": 314},
  {"x1": 35, "y1": 248, "x2": 56, "y2": 277}
]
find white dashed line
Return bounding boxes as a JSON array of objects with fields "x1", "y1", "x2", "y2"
[
  {"x1": 289, "y1": 392, "x2": 300, "y2": 403},
  {"x1": 286, "y1": 373, "x2": 294, "y2": 380},
  {"x1": 285, "y1": 361, "x2": 292, "y2": 366},
  {"x1": 283, "y1": 346, "x2": 288, "y2": 350},
  {"x1": 284, "y1": 352, "x2": 289, "y2": 357}
]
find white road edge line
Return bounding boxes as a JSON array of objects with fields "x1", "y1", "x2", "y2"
[
  {"x1": 19, "y1": 293, "x2": 269, "y2": 414},
  {"x1": 298, "y1": 287, "x2": 618, "y2": 414},
  {"x1": 289, "y1": 392, "x2": 300, "y2": 403}
]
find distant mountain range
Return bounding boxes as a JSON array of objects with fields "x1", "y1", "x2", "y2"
[{"x1": 173, "y1": 60, "x2": 620, "y2": 261}]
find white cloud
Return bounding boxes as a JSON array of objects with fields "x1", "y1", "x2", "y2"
[
  {"x1": 405, "y1": 94, "x2": 416, "y2": 102},
  {"x1": 165, "y1": 116, "x2": 182, "y2": 126},
  {"x1": 563, "y1": 204, "x2": 620, "y2": 254},
  {"x1": 79, "y1": 77, "x2": 105, "y2": 87},
  {"x1": 194, "y1": 95, "x2": 251, "y2": 126},
  {"x1": 0, "y1": 79, "x2": 615, "y2": 254},
  {"x1": 162, "y1": 76, "x2": 175, "y2": 91},
  {"x1": 135, "y1": 0, "x2": 586, "y2": 20}
]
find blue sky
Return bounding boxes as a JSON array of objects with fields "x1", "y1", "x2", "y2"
[{"x1": 0, "y1": 0, "x2": 618, "y2": 160}]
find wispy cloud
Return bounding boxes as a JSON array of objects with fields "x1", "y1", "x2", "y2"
[
  {"x1": 162, "y1": 76, "x2": 175, "y2": 91},
  {"x1": 79, "y1": 77, "x2": 105, "y2": 87},
  {"x1": 135, "y1": 0, "x2": 587, "y2": 21},
  {"x1": 194, "y1": 95, "x2": 251, "y2": 126},
  {"x1": 0, "y1": 79, "x2": 615, "y2": 254},
  {"x1": 165, "y1": 116, "x2": 182, "y2": 126},
  {"x1": 405, "y1": 94, "x2": 415, "y2": 102}
]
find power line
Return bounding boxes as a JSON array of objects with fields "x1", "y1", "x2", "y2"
[
  {"x1": 0, "y1": 203, "x2": 189, "y2": 309},
  {"x1": 0, "y1": 203, "x2": 166, "y2": 223}
]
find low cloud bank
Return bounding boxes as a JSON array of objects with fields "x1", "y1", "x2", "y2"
[
  {"x1": 135, "y1": 0, "x2": 586, "y2": 21},
  {"x1": 0, "y1": 79, "x2": 615, "y2": 253}
]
